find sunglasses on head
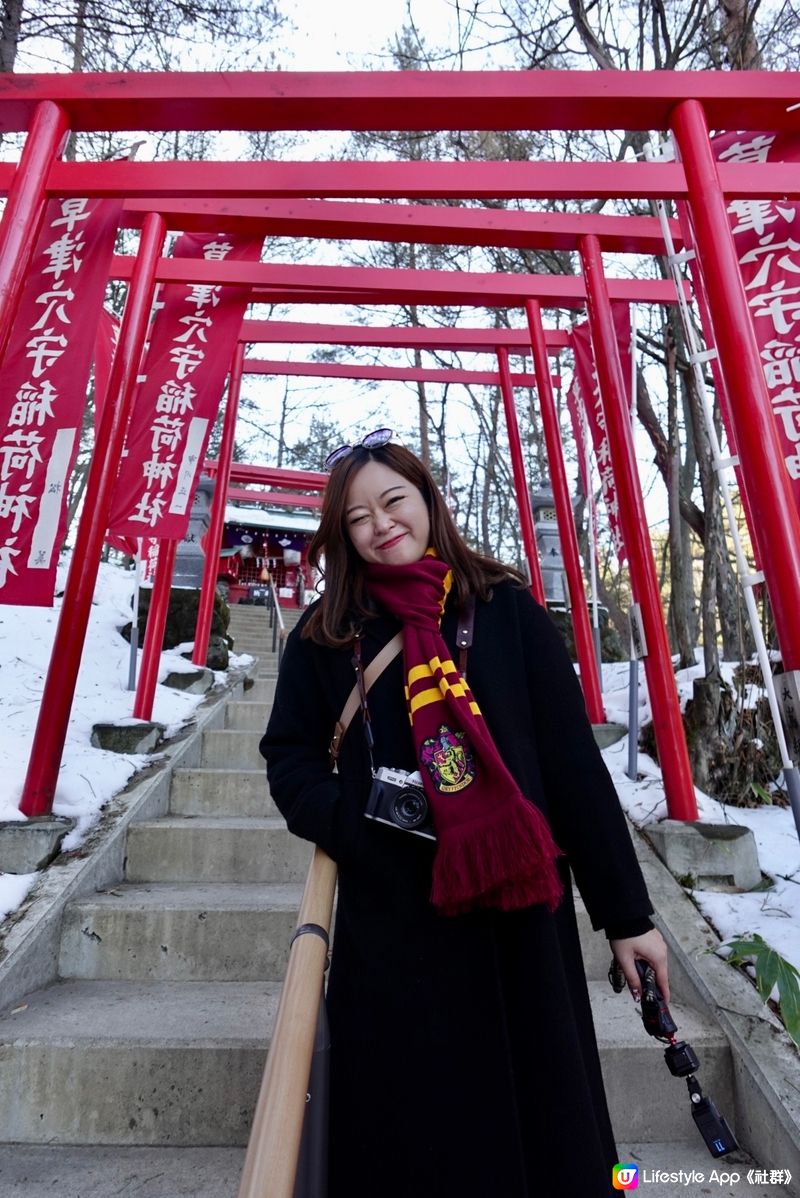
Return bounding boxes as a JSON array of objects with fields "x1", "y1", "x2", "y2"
[{"x1": 324, "y1": 428, "x2": 393, "y2": 471}]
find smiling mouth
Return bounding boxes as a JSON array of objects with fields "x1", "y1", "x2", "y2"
[{"x1": 376, "y1": 533, "x2": 406, "y2": 550}]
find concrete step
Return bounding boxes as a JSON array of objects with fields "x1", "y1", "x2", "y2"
[
  {"x1": 0, "y1": 979, "x2": 277, "y2": 1145},
  {"x1": 170, "y1": 768, "x2": 274, "y2": 818},
  {"x1": 231, "y1": 640, "x2": 276, "y2": 654},
  {"x1": 0, "y1": 1144, "x2": 245, "y2": 1197},
  {"x1": 245, "y1": 678, "x2": 276, "y2": 702},
  {"x1": 125, "y1": 817, "x2": 312, "y2": 883},
  {"x1": 0, "y1": 1142, "x2": 790, "y2": 1198},
  {"x1": 59, "y1": 882, "x2": 303, "y2": 982},
  {"x1": 225, "y1": 700, "x2": 270, "y2": 732},
  {"x1": 228, "y1": 610, "x2": 277, "y2": 622},
  {"x1": 0, "y1": 976, "x2": 730, "y2": 1149},
  {"x1": 201, "y1": 728, "x2": 264, "y2": 769},
  {"x1": 590, "y1": 982, "x2": 733, "y2": 1142}
]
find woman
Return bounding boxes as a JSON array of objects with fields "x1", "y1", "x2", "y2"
[{"x1": 260, "y1": 432, "x2": 668, "y2": 1198}]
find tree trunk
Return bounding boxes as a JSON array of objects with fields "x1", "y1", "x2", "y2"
[
  {"x1": 665, "y1": 314, "x2": 696, "y2": 667},
  {"x1": 713, "y1": 490, "x2": 757, "y2": 661},
  {"x1": 481, "y1": 390, "x2": 502, "y2": 557},
  {"x1": 413, "y1": 348, "x2": 431, "y2": 467},
  {"x1": 275, "y1": 378, "x2": 289, "y2": 468},
  {"x1": 636, "y1": 365, "x2": 705, "y2": 539},
  {"x1": 719, "y1": 0, "x2": 763, "y2": 69},
  {"x1": 0, "y1": 0, "x2": 23, "y2": 73},
  {"x1": 73, "y1": 0, "x2": 87, "y2": 71}
]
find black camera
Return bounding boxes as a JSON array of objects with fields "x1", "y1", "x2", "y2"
[{"x1": 365, "y1": 767, "x2": 436, "y2": 840}]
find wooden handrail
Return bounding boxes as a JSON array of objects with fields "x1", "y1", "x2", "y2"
[{"x1": 238, "y1": 846, "x2": 338, "y2": 1198}]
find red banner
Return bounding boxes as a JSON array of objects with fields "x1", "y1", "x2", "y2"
[
  {"x1": 565, "y1": 378, "x2": 589, "y2": 496},
  {"x1": 570, "y1": 304, "x2": 632, "y2": 564},
  {"x1": 0, "y1": 197, "x2": 122, "y2": 606},
  {"x1": 108, "y1": 231, "x2": 262, "y2": 539},
  {"x1": 93, "y1": 306, "x2": 119, "y2": 431},
  {"x1": 712, "y1": 131, "x2": 800, "y2": 513},
  {"x1": 140, "y1": 536, "x2": 160, "y2": 584}
]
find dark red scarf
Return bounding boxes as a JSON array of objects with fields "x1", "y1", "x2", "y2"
[{"x1": 365, "y1": 553, "x2": 563, "y2": 917}]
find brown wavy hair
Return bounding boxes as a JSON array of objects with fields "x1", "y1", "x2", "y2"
[{"x1": 303, "y1": 442, "x2": 525, "y2": 647}]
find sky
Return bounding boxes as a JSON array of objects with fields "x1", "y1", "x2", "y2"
[{"x1": 282, "y1": 0, "x2": 446, "y2": 69}]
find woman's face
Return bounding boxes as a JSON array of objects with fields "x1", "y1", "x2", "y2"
[{"x1": 345, "y1": 460, "x2": 431, "y2": 566}]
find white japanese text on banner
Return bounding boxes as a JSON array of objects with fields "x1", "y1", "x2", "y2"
[
  {"x1": 0, "y1": 198, "x2": 122, "y2": 606},
  {"x1": 107, "y1": 231, "x2": 263, "y2": 540}
]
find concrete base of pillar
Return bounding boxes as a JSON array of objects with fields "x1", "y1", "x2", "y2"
[
  {"x1": 646, "y1": 819, "x2": 762, "y2": 891},
  {"x1": 0, "y1": 817, "x2": 75, "y2": 874},
  {"x1": 90, "y1": 722, "x2": 165, "y2": 754},
  {"x1": 592, "y1": 722, "x2": 627, "y2": 748}
]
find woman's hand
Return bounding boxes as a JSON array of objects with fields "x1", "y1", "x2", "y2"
[{"x1": 609, "y1": 927, "x2": 670, "y2": 1004}]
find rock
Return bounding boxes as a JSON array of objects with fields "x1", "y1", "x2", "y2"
[
  {"x1": 162, "y1": 667, "x2": 214, "y2": 694},
  {"x1": 205, "y1": 634, "x2": 229, "y2": 671},
  {"x1": 121, "y1": 589, "x2": 231, "y2": 659}
]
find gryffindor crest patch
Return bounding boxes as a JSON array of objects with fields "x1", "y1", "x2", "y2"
[{"x1": 420, "y1": 725, "x2": 477, "y2": 794}]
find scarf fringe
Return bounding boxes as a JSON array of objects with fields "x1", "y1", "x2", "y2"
[{"x1": 430, "y1": 797, "x2": 564, "y2": 917}]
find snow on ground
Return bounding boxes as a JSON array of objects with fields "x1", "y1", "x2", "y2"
[
  {"x1": 1, "y1": 563, "x2": 798, "y2": 1017},
  {"x1": 0, "y1": 552, "x2": 253, "y2": 917},
  {"x1": 602, "y1": 657, "x2": 800, "y2": 1000}
]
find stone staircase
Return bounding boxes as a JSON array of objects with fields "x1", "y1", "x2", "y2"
[{"x1": 0, "y1": 599, "x2": 792, "y2": 1196}]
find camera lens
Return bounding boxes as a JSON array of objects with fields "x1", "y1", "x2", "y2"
[{"x1": 391, "y1": 786, "x2": 428, "y2": 829}]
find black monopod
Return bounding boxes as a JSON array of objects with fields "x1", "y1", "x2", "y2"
[{"x1": 609, "y1": 957, "x2": 738, "y2": 1158}]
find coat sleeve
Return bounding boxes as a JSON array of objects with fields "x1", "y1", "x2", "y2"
[
  {"x1": 513, "y1": 586, "x2": 654, "y2": 935},
  {"x1": 259, "y1": 620, "x2": 355, "y2": 864}
]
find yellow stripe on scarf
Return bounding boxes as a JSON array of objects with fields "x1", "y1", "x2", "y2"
[
  {"x1": 407, "y1": 656, "x2": 459, "y2": 687},
  {"x1": 423, "y1": 549, "x2": 453, "y2": 620},
  {"x1": 407, "y1": 660, "x2": 482, "y2": 718}
]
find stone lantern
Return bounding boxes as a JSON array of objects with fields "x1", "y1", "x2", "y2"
[
  {"x1": 172, "y1": 474, "x2": 215, "y2": 589},
  {"x1": 530, "y1": 486, "x2": 567, "y2": 606}
]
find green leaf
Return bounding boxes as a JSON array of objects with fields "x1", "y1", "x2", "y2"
[
  {"x1": 750, "y1": 782, "x2": 773, "y2": 805},
  {"x1": 724, "y1": 933, "x2": 766, "y2": 964},
  {"x1": 753, "y1": 944, "x2": 781, "y2": 1004},
  {"x1": 721, "y1": 933, "x2": 800, "y2": 1049}
]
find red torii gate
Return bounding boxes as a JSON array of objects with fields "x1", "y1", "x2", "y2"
[
  {"x1": 211, "y1": 463, "x2": 325, "y2": 510},
  {"x1": 2, "y1": 70, "x2": 800, "y2": 830}
]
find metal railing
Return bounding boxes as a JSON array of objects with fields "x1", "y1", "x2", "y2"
[
  {"x1": 266, "y1": 577, "x2": 288, "y2": 666},
  {"x1": 238, "y1": 847, "x2": 338, "y2": 1198}
]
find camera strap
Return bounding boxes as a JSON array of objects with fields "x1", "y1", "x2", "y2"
[
  {"x1": 456, "y1": 593, "x2": 476, "y2": 680},
  {"x1": 329, "y1": 632, "x2": 402, "y2": 764},
  {"x1": 328, "y1": 596, "x2": 476, "y2": 765}
]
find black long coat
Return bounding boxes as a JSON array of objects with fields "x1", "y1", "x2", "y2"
[{"x1": 261, "y1": 582, "x2": 654, "y2": 1198}]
